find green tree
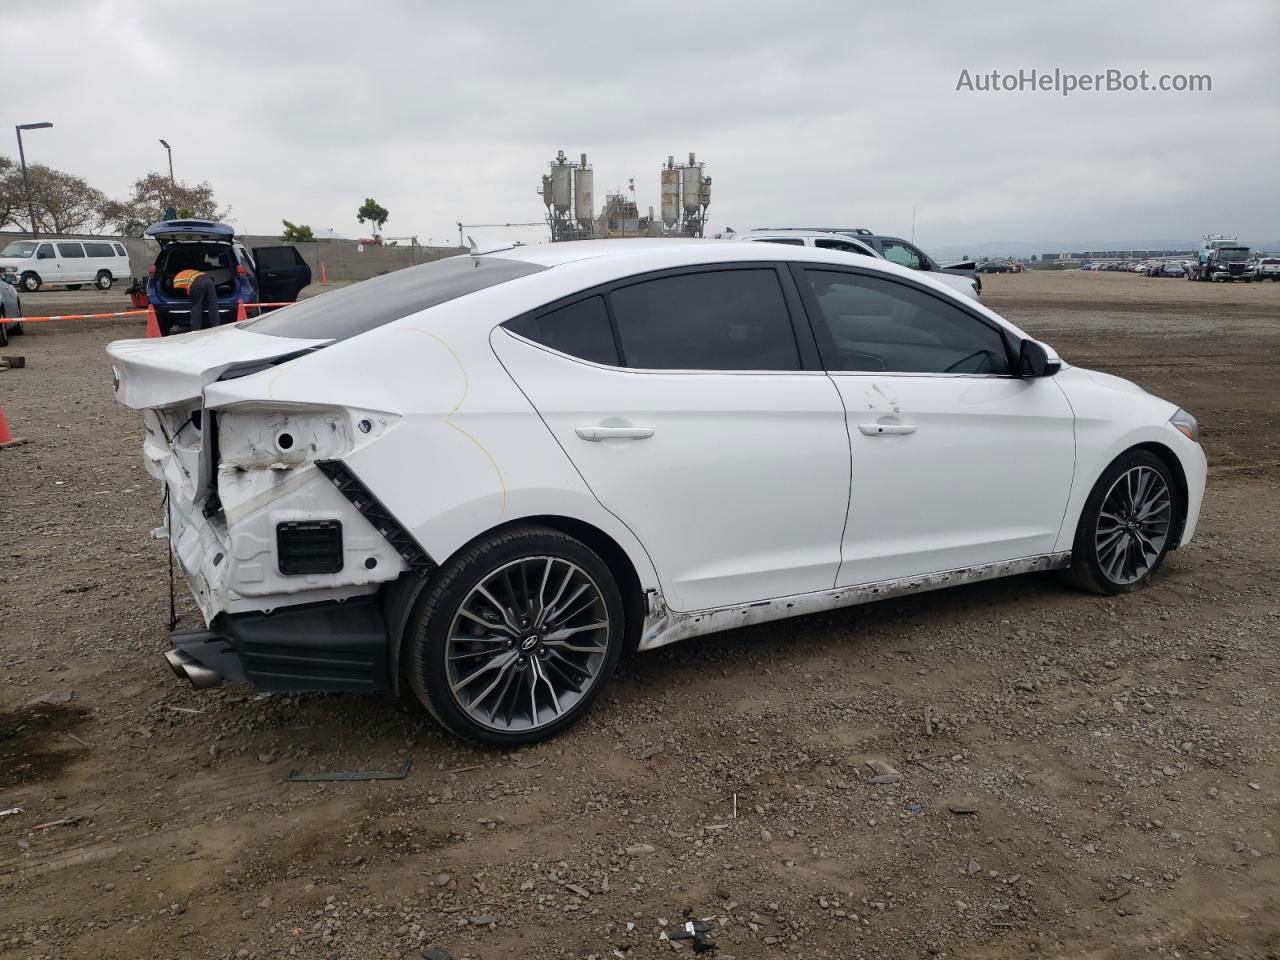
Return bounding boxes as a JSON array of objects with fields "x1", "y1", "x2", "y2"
[
  {"x1": 356, "y1": 197, "x2": 389, "y2": 237},
  {"x1": 280, "y1": 219, "x2": 316, "y2": 242},
  {"x1": 100, "y1": 172, "x2": 228, "y2": 236}
]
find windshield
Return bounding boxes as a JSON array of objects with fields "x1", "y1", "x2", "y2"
[
  {"x1": 0, "y1": 241, "x2": 38, "y2": 258},
  {"x1": 240, "y1": 254, "x2": 548, "y2": 341},
  {"x1": 1216, "y1": 247, "x2": 1249, "y2": 261}
]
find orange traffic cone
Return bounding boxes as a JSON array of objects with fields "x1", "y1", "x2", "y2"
[
  {"x1": 0, "y1": 401, "x2": 27, "y2": 449},
  {"x1": 320, "y1": 262, "x2": 329, "y2": 286},
  {"x1": 235, "y1": 299, "x2": 248, "y2": 323},
  {"x1": 145, "y1": 305, "x2": 162, "y2": 338}
]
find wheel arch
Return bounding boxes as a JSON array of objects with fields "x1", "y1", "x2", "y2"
[{"x1": 385, "y1": 514, "x2": 648, "y2": 696}]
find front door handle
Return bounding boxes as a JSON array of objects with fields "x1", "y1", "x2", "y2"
[
  {"x1": 575, "y1": 426, "x2": 655, "y2": 442},
  {"x1": 858, "y1": 423, "x2": 917, "y2": 436}
]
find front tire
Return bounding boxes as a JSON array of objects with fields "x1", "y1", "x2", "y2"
[
  {"x1": 406, "y1": 526, "x2": 625, "y2": 746},
  {"x1": 20, "y1": 272, "x2": 40, "y2": 292},
  {"x1": 1067, "y1": 450, "x2": 1178, "y2": 595}
]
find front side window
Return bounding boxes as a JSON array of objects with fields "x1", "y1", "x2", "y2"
[
  {"x1": 815, "y1": 238, "x2": 873, "y2": 255},
  {"x1": 37, "y1": 243, "x2": 55, "y2": 259},
  {"x1": 57, "y1": 242, "x2": 86, "y2": 258},
  {"x1": 608, "y1": 269, "x2": 800, "y2": 370},
  {"x1": 804, "y1": 270, "x2": 1010, "y2": 375},
  {"x1": 879, "y1": 240, "x2": 924, "y2": 270},
  {"x1": 505, "y1": 295, "x2": 619, "y2": 365}
]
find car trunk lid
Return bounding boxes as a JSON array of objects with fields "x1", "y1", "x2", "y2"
[{"x1": 107, "y1": 324, "x2": 330, "y2": 410}]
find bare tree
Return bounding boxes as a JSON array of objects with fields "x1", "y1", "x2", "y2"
[{"x1": 101, "y1": 172, "x2": 229, "y2": 236}]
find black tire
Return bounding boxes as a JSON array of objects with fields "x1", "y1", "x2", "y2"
[
  {"x1": 95, "y1": 271, "x2": 113, "y2": 291},
  {"x1": 1066, "y1": 449, "x2": 1179, "y2": 595},
  {"x1": 19, "y1": 272, "x2": 40, "y2": 292},
  {"x1": 406, "y1": 525, "x2": 626, "y2": 746}
]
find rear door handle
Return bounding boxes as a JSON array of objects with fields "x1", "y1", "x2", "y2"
[
  {"x1": 575, "y1": 426, "x2": 655, "y2": 442},
  {"x1": 858, "y1": 423, "x2": 916, "y2": 436}
]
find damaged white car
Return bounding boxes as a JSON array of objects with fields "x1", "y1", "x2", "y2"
[{"x1": 107, "y1": 239, "x2": 1206, "y2": 745}]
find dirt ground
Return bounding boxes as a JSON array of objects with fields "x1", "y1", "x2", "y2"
[{"x1": 1, "y1": 270, "x2": 1278, "y2": 960}]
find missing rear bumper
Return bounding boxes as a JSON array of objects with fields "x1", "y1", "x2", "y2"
[{"x1": 166, "y1": 595, "x2": 390, "y2": 693}]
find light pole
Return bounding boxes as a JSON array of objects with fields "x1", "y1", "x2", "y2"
[
  {"x1": 159, "y1": 139, "x2": 174, "y2": 185},
  {"x1": 15, "y1": 122, "x2": 53, "y2": 236}
]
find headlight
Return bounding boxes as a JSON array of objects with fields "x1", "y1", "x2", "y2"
[{"x1": 1170, "y1": 408, "x2": 1198, "y2": 442}]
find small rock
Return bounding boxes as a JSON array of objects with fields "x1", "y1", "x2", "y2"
[
  {"x1": 966, "y1": 859, "x2": 981, "y2": 876},
  {"x1": 1141, "y1": 702, "x2": 1156, "y2": 714},
  {"x1": 639, "y1": 743, "x2": 665, "y2": 760},
  {"x1": 208, "y1": 744, "x2": 220, "y2": 760},
  {"x1": 1162, "y1": 767, "x2": 1177, "y2": 778},
  {"x1": 869, "y1": 774, "x2": 901, "y2": 785},
  {"x1": 257, "y1": 896, "x2": 273, "y2": 909},
  {"x1": 626, "y1": 843, "x2": 655, "y2": 856},
  {"x1": 947, "y1": 803, "x2": 978, "y2": 815},
  {"x1": 435, "y1": 873, "x2": 451, "y2": 887},
  {"x1": 760, "y1": 829, "x2": 773, "y2": 843},
  {"x1": 422, "y1": 948, "x2": 456, "y2": 960},
  {"x1": 257, "y1": 751, "x2": 277, "y2": 764},
  {"x1": 469, "y1": 914, "x2": 497, "y2": 926},
  {"x1": 28, "y1": 691, "x2": 74, "y2": 706},
  {"x1": 1248, "y1": 782, "x2": 1261, "y2": 791},
  {"x1": 716, "y1": 885, "x2": 731, "y2": 900}
]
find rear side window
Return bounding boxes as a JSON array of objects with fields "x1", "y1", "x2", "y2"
[
  {"x1": 242, "y1": 254, "x2": 547, "y2": 341},
  {"x1": 57, "y1": 242, "x2": 86, "y2": 258},
  {"x1": 255, "y1": 247, "x2": 304, "y2": 271},
  {"x1": 815, "y1": 238, "x2": 872, "y2": 255},
  {"x1": 83, "y1": 241, "x2": 114, "y2": 257},
  {"x1": 506, "y1": 295, "x2": 618, "y2": 365},
  {"x1": 113, "y1": 243, "x2": 127, "y2": 257},
  {"x1": 609, "y1": 269, "x2": 800, "y2": 370}
]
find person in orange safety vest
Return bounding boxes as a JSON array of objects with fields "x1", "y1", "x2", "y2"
[{"x1": 172, "y1": 268, "x2": 220, "y2": 332}]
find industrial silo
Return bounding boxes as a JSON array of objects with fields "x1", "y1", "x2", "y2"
[
  {"x1": 550, "y1": 162, "x2": 572, "y2": 215},
  {"x1": 660, "y1": 156, "x2": 680, "y2": 228},
  {"x1": 574, "y1": 153, "x2": 594, "y2": 226},
  {"x1": 681, "y1": 152, "x2": 703, "y2": 214}
]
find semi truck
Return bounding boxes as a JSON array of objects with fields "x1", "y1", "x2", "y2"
[{"x1": 1186, "y1": 234, "x2": 1252, "y2": 282}]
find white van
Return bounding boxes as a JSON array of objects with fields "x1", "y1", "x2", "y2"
[{"x1": 0, "y1": 238, "x2": 133, "y2": 292}]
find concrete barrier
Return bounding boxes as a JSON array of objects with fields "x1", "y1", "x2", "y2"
[{"x1": 0, "y1": 230, "x2": 464, "y2": 286}]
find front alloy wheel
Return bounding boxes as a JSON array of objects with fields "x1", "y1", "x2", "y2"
[
  {"x1": 1068, "y1": 450, "x2": 1178, "y2": 594},
  {"x1": 407, "y1": 526, "x2": 624, "y2": 745}
]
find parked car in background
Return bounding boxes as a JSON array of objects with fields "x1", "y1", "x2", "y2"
[
  {"x1": 1251, "y1": 256, "x2": 1280, "y2": 281},
  {"x1": 107, "y1": 239, "x2": 1206, "y2": 746},
  {"x1": 757, "y1": 227, "x2": 982, "y2": 295},
  {"x1": 1155, "y1": 261, "x2": 1186, "y2": 278},
  {"x1": 0, "y1": 271, "x2": 24, "y2": 347},
  {"x1": 0, "y1": 237, "x2": 132, "y2": 292},
  {"x1": 144, "y1": 220, "x2": 312, "y2": 336},
  {"x1": 976, "y1": 260, "x2": 1015, "y2": 274},
  {"x1": 724, "y1": 229, "x2": 981, "y2": 299}
]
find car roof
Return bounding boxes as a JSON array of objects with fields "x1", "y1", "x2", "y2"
[{"x1": 732, "y1": 229, "x2": 878, "y2": 245}]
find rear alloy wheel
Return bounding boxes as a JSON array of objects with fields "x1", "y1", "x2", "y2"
[
  {"x1": 1068, "y1": 450, "x2": 1177, "y2": 594},
  {"x1": 407, "y1": 526, "x2": 625, "y2": 746},
  {"x1": 95, "y1": 271, "x2": 113, "y2": 290}
]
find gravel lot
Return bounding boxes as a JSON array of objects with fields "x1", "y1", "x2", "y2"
[{"x1": 1, "y1": 271, "x2": 1277, "y2": 959}]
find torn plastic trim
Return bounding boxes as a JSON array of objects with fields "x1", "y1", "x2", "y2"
[
  {"x1": 316, "y1": 459, "x2": 437, "y2": 578},
  {"x1": 639, "y1": 552, "x2": 1072, "y2": 651}
]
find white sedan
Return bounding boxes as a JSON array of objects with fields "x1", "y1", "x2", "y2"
[{"x1": 107, "y1": 239, "x2": 1206, "y2": 745}]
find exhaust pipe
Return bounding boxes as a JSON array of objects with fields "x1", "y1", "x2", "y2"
[{"x1": 164, "y1": 648, "x2": 223, "y2": 690}]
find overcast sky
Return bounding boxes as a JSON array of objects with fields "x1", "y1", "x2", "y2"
[{"x1": 6, "y1": 1, "x2": 1277, "y2": 252}]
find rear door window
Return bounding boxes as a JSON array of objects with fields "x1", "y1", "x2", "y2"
[
  {"x1": 255, "y1": 246, "x2": 304, "y2": 271},
  {"x1": 56, "y1": 242, "x2": 86, "y2": 258},
  {"x1": 242, "y1": 254, "x2": 547, "y2": 341},
  {"x1": 83, "y1": 241, "x2": 114, "y2": 257},
  {"x1": 608, "y1": 268, "x2": 800, "y2": 370},
  {"x1": 505, "y1": 295, "x2": 619, "y2": 365}
]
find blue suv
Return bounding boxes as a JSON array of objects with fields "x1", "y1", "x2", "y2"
[{"x1": 144, "y1": 220, "x2": 311, "y2": 336}]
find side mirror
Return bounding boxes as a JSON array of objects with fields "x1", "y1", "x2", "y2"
[{"x1": 1018, "y1": 339, "x2": 1060, "y2": 378}]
